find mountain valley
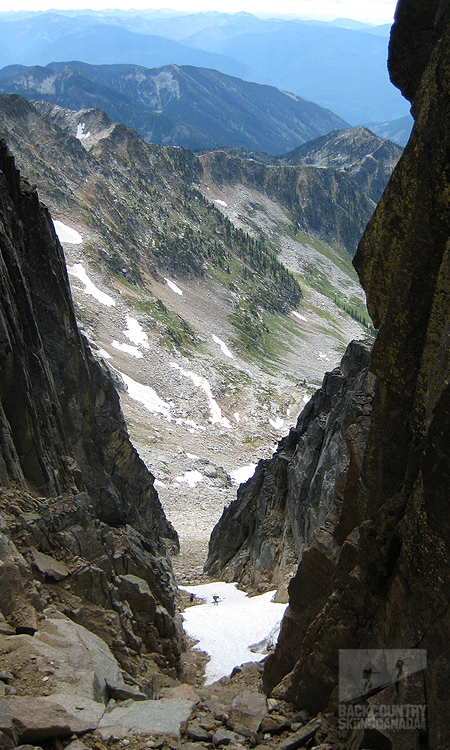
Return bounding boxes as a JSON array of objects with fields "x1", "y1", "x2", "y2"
[
  {"x1": 0, "y1": 94, "x2": 402, "y2": 578},
  {"x1": 2, "y1": 1, "x2": 450, "y2": 748}
]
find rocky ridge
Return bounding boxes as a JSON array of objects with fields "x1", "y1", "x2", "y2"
[
  {"x1": 0, "y1": 62, "x2": 349, "y2": 154},
  {"x1": 0, "y1": 137, "x2": 187, "y2": 715},
  {"x1": 200, "y1": 128, "x2": 402, "y2": 256},
  {"x1": 201, "y1": 1, "x2": 450, "y2": 748},
  {"x1": 205, "y1": 339, "x2": 373, "y2": 591}
]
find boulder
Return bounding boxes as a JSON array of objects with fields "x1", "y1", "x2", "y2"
[
  {"x1": 213, "y1": 728, "x2": 243, "y2": 746},
  {"x1": 259, "y1": 715, "x2": 290, "y2": 734},
  {"x1": 30, "y1": 547, "x2": 69, "y2": 581},
  {"x1": 105, "y1": 679, "x2": 147, "y2": 702},
  {"x1": 64, "y1": 741, "x2": 89, "y2": 750},
  {"x1": 0, "y1": 702, "x2": 13, "y2": 738},
  {"x1": 97, "y1": 698, "x2": 195, "y2": 739},
  {"x1": 21, "y1": 615, "x2": 123, "y2": 703},
  {"x1": 227, "y1": 692, "x2": 267, "y2": 737},
  {"x1": 0, "y1": 732, "x2": 14, "y2": 750},
  {"x1": 8, "y1": 697, "x2": 97, "y2": 742},
  {"x1": 159, "y1": 684, "x2": 201, "y2": 702},
  {"x1": 272, "y1": 583, "x2": 289, "y2": 604},
  {"x1": 277, "y1": 718, "x2": 322, "y2": 750},
  {"x1": 0, "y1": 617, "x2": 14, "y2": 636},
  {"x1": 118, "y1": 574, "x2": 156, "y2": 625},
  {"x1": 203, "y1": 465, "x2": 218, "y2": 479},
  {"x1": 0, "y1": 524, "x2": 40, "y2": 634},
  {"x1": 186, "y1": 720, "x2": 212, "y2": 742}
]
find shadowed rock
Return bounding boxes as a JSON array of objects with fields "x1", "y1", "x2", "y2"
[{"x1": 260, "y1": 2, "x2": 450, "y2": 748}]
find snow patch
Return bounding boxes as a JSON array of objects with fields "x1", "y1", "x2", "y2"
[
  {"x1": 229, "y1": 464, "x2": 257, "y2": 485},
  {"x1": 269, "y1": 417, "x2": 285, "y2": 430},
  {"x1": 186, "y1": 452, "x2": 199, "y2": 460},
  {"x1": 170, "y1": 363, "x2": 231, "y2": 428},
  {"x1": 76, "y1": 122, "x2": 91, "y2": 140},
  {"x1": 165, "y1": 278, "x2": 183, "y2": 295},
  {"x1": 120, "y1": 372, "x2": 172, "y2": 419},
  {"x1": 118, "y1": 372, "x2": 205, "y2": 432},
  {"x1": 154, "y1": 479, "x2": 167, "y2": 489},
  {"x1": 318, "y1": 352, "x2": 330, "y2": 361},
  {"x1": 212, "y1": 334, "x2": 234, "y2": 359},
  {"x1": 68, "y1": 263, "x2": 115, "y2": 307},
  {"x1": 292, "y1": 311, "x2": 307, "y2": 322},
  {"x1": 124, "y1": 316, "x2": 149, "y2": 348},
  {"x1": 53, "y1": 220, "x2": 83, "y2": 245},
  {"x1": 95, "y1": 348, "x2": 111, "y2": 360},
  {"x1": 303, "y1": 394, "x2": 310, "y2": 404},
  {"x1": 111, "y1": 341, "x2": 143, "y2": 358},
  {"x1": 181, "y1": 582, "x2": 287, "y2": 684},
  {"x1": 214, "y1": 199, "x2": 228, "y2": 207},
  {"x1": 174, "y1": 470, "x2": 204, "y2": 488},
  {"x1": 234, "y1": 412, "x2": 240, "y2": 423}
]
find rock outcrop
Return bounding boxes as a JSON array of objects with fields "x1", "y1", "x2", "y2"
[
  {"x1": 0, "y1": 138, "x2": 182, "y2": 673},
  {"x1": 205, "y1": 340, "x2": 372, "y2": 590},
  {"x1": 199, "y1": 128, "x2": 401, "y2": 255},
  {"x1": 258, "y1": 2, "x2": 450, "y2": 748}
]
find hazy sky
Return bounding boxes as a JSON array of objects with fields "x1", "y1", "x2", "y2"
[{"x1": 1, "y1": 0, "x2": 398, "y2": 25}]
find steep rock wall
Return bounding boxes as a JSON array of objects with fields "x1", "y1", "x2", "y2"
[
  {"x1": 0, "y1": 140, "x2": 182, "y2": 669},
  {"x1": 205, "y1": 340, "x2": 372, "y2": 591},
  {"x1": 263, "y1": 2, "x2": 450, "y2": 748}
]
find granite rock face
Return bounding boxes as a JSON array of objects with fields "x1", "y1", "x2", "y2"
[
  {"x1": 261, "y1": 2, "x2": 450, "y2": 748},
  {"x1": 0, "y1": 139, "x2": 181, "y2": 667},
  {"x1": 205, "y1": 340, "x2": 372, "y2": 590}
]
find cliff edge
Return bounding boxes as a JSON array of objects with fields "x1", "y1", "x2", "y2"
[
  {"x1": 262, "y1": 2, "x2": 450, "y2": 747},
  {"x1": 0, "y1": 138, "x2": 182, "y2": 679}
]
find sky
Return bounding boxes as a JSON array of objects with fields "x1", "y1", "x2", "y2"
[{"x1": 1, "y1": 0, "x2": 398, "y2": 25}]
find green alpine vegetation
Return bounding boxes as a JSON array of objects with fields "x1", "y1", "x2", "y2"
[{"x1": 0, "y1": 95, "x2": 400, "y2": 355}]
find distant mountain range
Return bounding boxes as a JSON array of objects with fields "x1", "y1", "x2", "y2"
[
  {"x1": 366, "y1": 114, "x2": 413, "y2": 147},
  {"x1": 181, "y1": 16, "x2": 406, "y2": 124},
  {"x1": 0, "y1": 10, "x2": 410, "y2": 125},
  {"x1": 0, "y1": 62, "x2": 348, "y2": 154}
]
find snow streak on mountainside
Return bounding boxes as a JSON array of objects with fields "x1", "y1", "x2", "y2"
[{"x1": 0, "y1": 93, "x2": 391, "y2": 572}]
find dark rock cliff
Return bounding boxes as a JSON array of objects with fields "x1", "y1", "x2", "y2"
[
  {"x1": 0, "y1": 139, "x2": 182, "y2": 670},
  {"x1": 258, "y1": 2, "x2": 450, "y2": 748},
  {"x1": 205, "y1": 340, "x2": 372, "y2": 591}
]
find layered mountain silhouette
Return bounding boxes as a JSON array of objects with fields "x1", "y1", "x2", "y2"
[
  {"x1": 0, "y1": 62, "x2": 348, "y2": 154},
  {"x1": 0, "y1": 10, "x2": 410, "y2": 125}
]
